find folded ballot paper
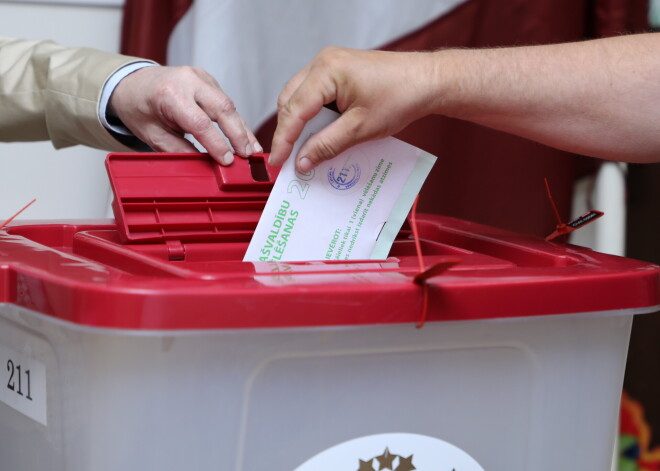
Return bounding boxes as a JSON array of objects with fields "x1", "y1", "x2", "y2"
[{"x1": 244, "y1": 108, "x2": 436, "y2": 262}]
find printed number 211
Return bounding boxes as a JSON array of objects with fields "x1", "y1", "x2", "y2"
[{"x1": 6, "y1": 359, "x2": 32, "y2": 401}]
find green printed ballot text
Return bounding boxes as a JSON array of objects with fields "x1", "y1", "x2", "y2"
[{"x1": 258, "y1": 200, "x2": 299, "y2": 261}]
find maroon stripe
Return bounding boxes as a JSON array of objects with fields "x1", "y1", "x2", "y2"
[{"x1": 120, "y1": 0, "x2": 194, "y2": 64}]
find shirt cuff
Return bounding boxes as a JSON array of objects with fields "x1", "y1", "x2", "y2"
[{"x1": 99, "y1": 61, "x2": 157, "y2": 136}]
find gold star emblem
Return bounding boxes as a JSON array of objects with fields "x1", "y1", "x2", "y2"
[
  {"x1": 376, "y1": 448, "x2": 396, "y2": 470},
  {"x1": 395, "y1": 455, "x2": 416, "y2": 471},
  {"x1": 357, "y1": 459, "x2": 375, "y2": 471}
]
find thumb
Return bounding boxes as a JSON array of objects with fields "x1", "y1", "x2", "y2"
[{"x1": 294, "y1": 108, "x2": 370, "y2": 173}]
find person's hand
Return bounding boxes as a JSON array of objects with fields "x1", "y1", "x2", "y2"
[
  {"x1": 109, "y1": 65, "x2": 261, "y2": 165},
  {"x1": 270, "y1": 47, "x2": 438, "y2": 172}
]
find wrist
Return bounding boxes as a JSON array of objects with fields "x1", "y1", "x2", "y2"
[
  {"x1": 102, "y1": 62, "x2": 156, "y2": 135},
  {"x1": 424, "y1": 48, "x2": 466, "y2": 119}
]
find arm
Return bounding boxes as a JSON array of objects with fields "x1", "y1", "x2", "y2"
[
  {"x1": 0, "y1": 37, "x2": 141, "y2": 151},
  {"x1": 436, "y1": 33, "x2": 660, "y2": 163},
  {"x1": 0, "y1": 38, "x2": 260, "y2": 164},
  {"x1": 271, "y1": 33, "x2": 660, "y2": 171}
]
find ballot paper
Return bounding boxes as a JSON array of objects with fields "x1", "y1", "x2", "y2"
[{"x1": 243, "y1": 108, "x2": 436, "y2": 262}]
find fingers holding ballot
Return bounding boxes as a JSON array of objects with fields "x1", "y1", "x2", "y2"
[
  {"x1": 269, "y1": 47, "x2": 440, "y2": 172},
  {"x1": 245, "y1": 107, "x2": 437, "y2": 262},
  {"x1": 110, "y1": 65, "x2": 263, "y2": 166}
]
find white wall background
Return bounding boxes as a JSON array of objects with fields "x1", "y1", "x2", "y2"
[{"x1": 0, "y1": 0, "x2": 124, "y2": 220}]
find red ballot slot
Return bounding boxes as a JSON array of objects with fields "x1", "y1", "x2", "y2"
[{"x1": 215, "y1": 154, "x2": 277, "y2": 190}]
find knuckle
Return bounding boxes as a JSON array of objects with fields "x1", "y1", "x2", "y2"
[
  {"x1": 344, "y1": 108, "x2": 380, "y2": 141},
  {"x1": 188, "y1": 66, "x2": 216, "y2": 85},
  {"x1": 318, "y1": 45, "x2": 342, "y2": 59},
  {"x1": 144, "y1": 134, "x2": 166, "y2": 152},
  {"x1": 278, "y1": 98, "x2": 295, "y2": 118},
  {"x1": 167, "y1": 65, "x2": 206, "y2": 86},
  {"x1": 143, "y1": 127, "x2": 172, "y2": 150},
  {"x1": 189, "y1": 65, "x2": 205, "y2": 75},
  {"x1": 277, "y1": 92, "x2": 287, "y2": 110},
  {"x1": 316, "y1": 46, "x2": 346, "y2": 68},
  {"x1": 187, "y1": 112, "x2": 214, "y2": 134},
  {"x1": 176, "y1": 65, "x2": 198, "y2": 78},
  {"x1": 314, "y1": 138, "x2": 338, "y2": 162},
  {"x1": 151, "y1": 81, "x2": 180, "y2": 106},
  {"x1": 214, "y1": 95, "x2": 237, "y2": 116}
]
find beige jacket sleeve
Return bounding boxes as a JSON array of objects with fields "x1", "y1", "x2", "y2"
[{"x1": 0, "y1": 37, "x2": 155, "y2": 151}]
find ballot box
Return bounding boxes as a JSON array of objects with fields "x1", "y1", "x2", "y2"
[{"x1": 0, "y1": 154, "x2": 658, "y2": 471}]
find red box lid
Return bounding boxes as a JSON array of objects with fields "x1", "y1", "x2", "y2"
[{"x1": 106, "y1": 152, "x2": 279, "y2": 244}]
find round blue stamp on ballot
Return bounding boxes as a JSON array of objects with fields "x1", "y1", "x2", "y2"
[{"x1": 327, "y1": 163, "x2": 361, "y2": 191}]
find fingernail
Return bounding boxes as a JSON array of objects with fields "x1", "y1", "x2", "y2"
[
  {"x1": 254, "y1": 142, "x2": 263, "y2": 154},
  {"x1": 298, "y1": 156, "x2": 314, "y2": 173},
  {"x1": 223, "y1": 151, "x2": 234, "y2": 165},
  {"x1": 245, "y1": 144, "x2": 253, "y2": 156}
]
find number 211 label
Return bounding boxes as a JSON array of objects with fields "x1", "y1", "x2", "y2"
[{"x1": 0, "y1": 344, "x2": 47, "y2": 426}]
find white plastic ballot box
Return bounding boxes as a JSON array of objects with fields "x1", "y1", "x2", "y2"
[{"x1": 0, "y1": 153, "x2": 658, "y2": 470}]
